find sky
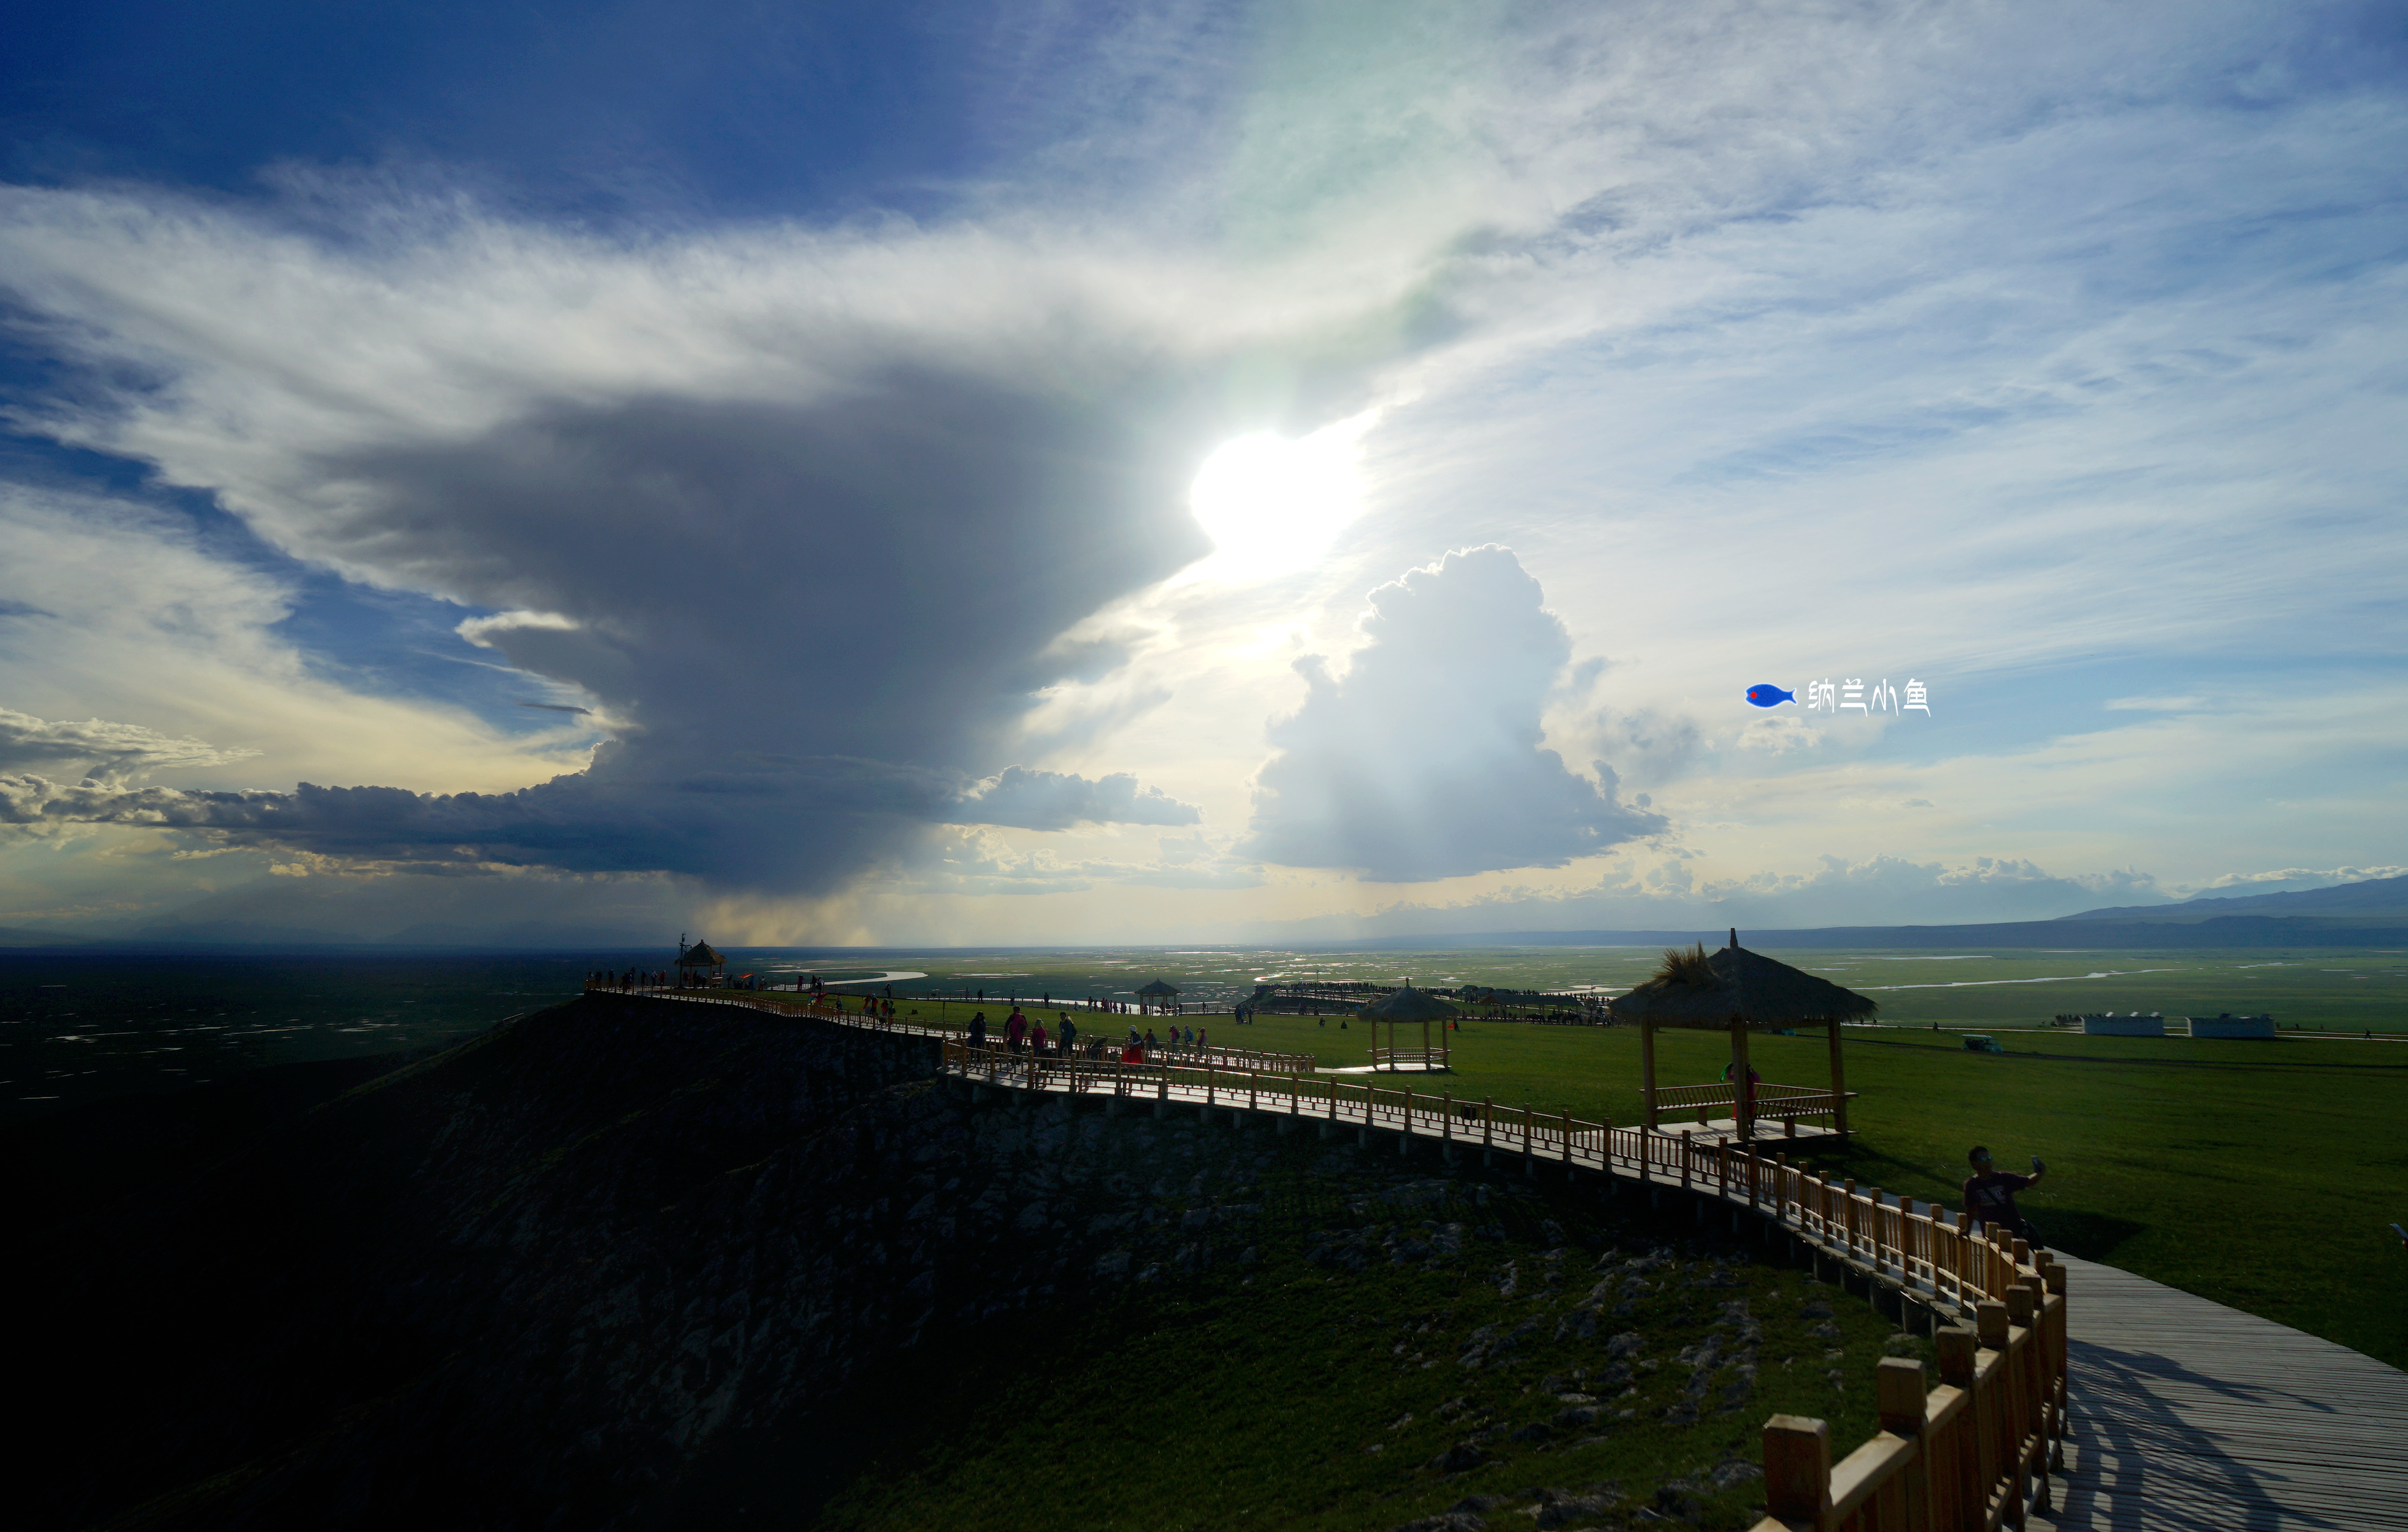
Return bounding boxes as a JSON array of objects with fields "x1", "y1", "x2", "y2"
[{"x1": 0, "y1": 0, "x2": 2402, "y2": 947}]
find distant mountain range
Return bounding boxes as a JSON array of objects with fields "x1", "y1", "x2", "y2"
[
  {"x1": 0, "y1": 924, "x2": 82, "y2": 947},
  {"x1": 2056, "y1": 874, "x2": 2408, "y2": 924},
  {"x1": 1336, "y1": 916, "x2": 2408, "y2": 951}
]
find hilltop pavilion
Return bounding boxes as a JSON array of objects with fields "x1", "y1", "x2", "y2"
[
  {"x1": 676, "y1": 940, "x2": 726, "y2": 987},
  {"x1": 1607, "y1": 930, "x2": 1873, "y2": 1140}
]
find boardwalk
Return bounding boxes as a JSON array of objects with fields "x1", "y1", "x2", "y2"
[
  {"x1": 617, "y1": 987, "x2": 2408, "y2": 1528},
  {"x1": 2035, "y1": 1252, "x2": 2408, "y2": 1531}
]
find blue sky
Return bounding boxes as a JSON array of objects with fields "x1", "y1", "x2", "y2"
[{"x1": 0, "y1": 1, "x2": 2402, "y2": 944}]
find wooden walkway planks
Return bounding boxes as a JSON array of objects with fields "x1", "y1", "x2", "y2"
[{"x1": 2034, "y1": 1252, "x2": 2408, "y2": 1531}]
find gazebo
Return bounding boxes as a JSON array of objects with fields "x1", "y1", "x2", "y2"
[
  {"x1": 1358, "y1": 982, "x2": 1457, "y2": 1071},
  {"x1": 676, "y1": 940, "x2": 726, "y2": 987},
  {"x1": 1136, "y1": 978, "x2": 1180, "y2": 1015},
  {"x1": 1607, "y1": 930, "x2": 1874, "y2": 1140}
]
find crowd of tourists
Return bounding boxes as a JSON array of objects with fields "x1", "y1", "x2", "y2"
[
  {"x1": 964, "y1": 1005, "x2": 1229, "y2": 1064},
  {"x1": 589, "y1": 969, "x2": 664, "y2": 991}
]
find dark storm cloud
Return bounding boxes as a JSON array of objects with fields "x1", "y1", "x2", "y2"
[
  {"x1": 1243, "y1": 545, "x2": 1665, "y2": 882},
  {"x1": 2, "y1": 366, "x2": 1219, "y2": 885},
  {"x1": 0, "y1": 745, "x2": 1194, "y2": 873},
  {"x1": 950, "y1": 766, "x2": 1200, "y2": 832},
  {"x1": 336, "y1": 377, "x2": 1208, "y2": 886}
]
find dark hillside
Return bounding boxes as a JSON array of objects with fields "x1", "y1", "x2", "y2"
[
  {"x1": 17, "y1": 997, "x2": 1904, "y2": 1531},
  {"x1": 19, "y1": 997, "x2": 949, "y2": 1529}
]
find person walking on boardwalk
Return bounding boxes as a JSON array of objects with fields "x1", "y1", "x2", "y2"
[
  {"x1": 1005, "y1": 1008, "x2": 1027, "y2": 1052},
  {"x1": 968, "y1": 1012, "x2": 988, "y2": 1051},
  {"x1": 1059, "y1": 1015, "x2": 1077, "y2": 1056},
  {"x1": 1963, "y1": 1145, "x2": 2048, "y2": 1249},
  {"x1": 1031, "y1": 1019, "x2": 1049, "y2": 1056}
]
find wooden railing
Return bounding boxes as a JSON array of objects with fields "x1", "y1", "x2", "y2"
[
  {"x1": 1366, "y1": 1043, "x2": 1451, "y2": 1070},
  {"x1": 585, "y1": 982, "x2": 1317, "y2": 1073},
  {"x1": 613, "y1": 982, "x2": 2067, "y2": 1526},
  {"x1": 944, "y1": 1036, "x2": 2015, "y2": 1296},
  {"x1": 1650, "y1": 1080, "x2": 1853, "y2": 1132},
  {"x1": 1756, "y1": 1256, "x2": 2067, "y2": 1532}
]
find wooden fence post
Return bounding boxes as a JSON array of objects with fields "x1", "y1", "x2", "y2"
[
  {"x1": 1976, "y1": 1299, "x2": 2013, "y2": 1522},
  {"x1": 2006, "y1": 1284, "x2": 2046, "y2": 1515},
  {"x1": 1762, "y1": 1414, "x2": 1831, "y2": 1531},
  {"x1": 1876, "y1": 1356, "x2": 1932, "y2": 1531},
  {"x1": 1936, "y1": 1325, "x2": 1980, "y2": 1522},
  {"x1": 2043, "y1": 1261, "x2": 2070, "y2": 1464}
]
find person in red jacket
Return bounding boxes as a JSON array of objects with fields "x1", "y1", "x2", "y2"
[{"x1": 1005, "y1": 1009, "x2": 1027, "y2": 1052}]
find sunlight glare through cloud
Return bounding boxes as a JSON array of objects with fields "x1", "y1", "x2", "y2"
[{"x1": 1186, "y1": 419, "x2": 1368, "y2": 579}]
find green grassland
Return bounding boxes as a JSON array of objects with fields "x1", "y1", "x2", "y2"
[
  {"x1": 680, "y1": 1141, "x2": 1912, "y2": 1532},
  {"x1": 869, "y1": 950, "x2": 2408, "y2": 1370}
]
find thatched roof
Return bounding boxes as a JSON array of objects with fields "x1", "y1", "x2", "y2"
[
  {"x1": 1359, "y1": 984, "x2": 1458, "y2": 1024},
  {"x1": 1136, "y1": 979, "x2": 1180, "y2": 996},
  {"x1": 1606, "y1": 933, "x2": 1875, "y2": 1031},
  {"x1": 677, "y1": 941, "x2": 725, "y2": 967}
]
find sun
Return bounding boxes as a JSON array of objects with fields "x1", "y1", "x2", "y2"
[{"x1": 1187, "y1": 419, "x2": 1368, "y2": 578}]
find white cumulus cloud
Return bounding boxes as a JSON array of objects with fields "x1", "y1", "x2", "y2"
[{"x1": 1244, "y1": 545, "x2": 1665, "y2": 881}]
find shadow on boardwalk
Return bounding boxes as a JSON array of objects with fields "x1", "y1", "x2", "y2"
[{"x1": 2035, "y1": 1254, "x2": 2407, "y2": 1532}]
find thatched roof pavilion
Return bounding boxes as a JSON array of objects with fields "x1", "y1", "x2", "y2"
[
  {"x1": 1607, "y1": 931, "x2": 1874, "y2": 1138},
  {"x1": 1358, "y1": 983, "x2": 1457, "y2": 1071},
  {"x1": 1136, "y1": 978, "x2": 1180, "y2": 1013},
  {"x1": 1610, "y1": 938, "x2": 1876, "y2": 1029},
  {"x1": 676, "y1": 940, "x2": 726, "y2": 984}
]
